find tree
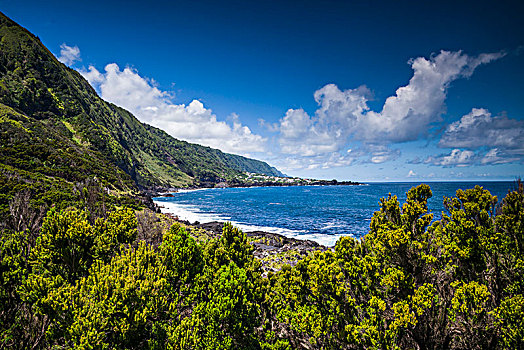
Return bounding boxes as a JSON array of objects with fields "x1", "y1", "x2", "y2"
[
  {"x1": 265, "y1": 184, "x2": 524, "y2": 349},
  {"x1": 20, "y1": 207, "x2": 138, "y2": 346},
  {"x1": 167, "y1": 223, "x2": 264, "y2": 349}
]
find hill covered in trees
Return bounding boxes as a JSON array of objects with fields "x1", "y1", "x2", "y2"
[
  {"x1": 0, "y1": 11, "x2": 283, "y2": 218},
  {"x1": 1, "y1": 11, "x2": 523, "y2": 350}
]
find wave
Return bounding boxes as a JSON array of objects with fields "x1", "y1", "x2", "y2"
[
  {"x1": 154, "y1": 200, "x2": 350, "y2": 246},
  {"x1": 174, "y1": 188, "x2": 212, "y2": 194},
  {"x1": 293, "y1": 232, "x2": 352, "y2": 247},
  {"x1": 320, "y1": 221, "x2": 344, "y2": 230},
  {"x1": 153, "y1": 182, "x2": 513, "y2": 247},
  {"x1": 155, "y1": 201, "x2": 231, "y2": 223}
]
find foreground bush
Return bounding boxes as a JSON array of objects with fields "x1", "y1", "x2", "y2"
[
  {"x1": 1, "y1": 184, "x2": 523, "y2": 349},
  {"x1": 263, "y1": 184, "x2": 524, "y2": 349}
]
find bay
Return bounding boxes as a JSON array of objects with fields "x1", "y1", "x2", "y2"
[{"x1": 153, "y1": 181, "x2": 516, "y2": 246}]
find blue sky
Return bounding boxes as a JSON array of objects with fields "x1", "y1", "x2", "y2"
[{"x1": 2, "y1": 0, "x2": 523, "y2": 181}]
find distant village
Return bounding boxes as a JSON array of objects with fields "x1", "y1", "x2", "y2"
[
  {"x1": 217, "y1": 172, "x2": 362, "y2": 188},
  {"x1": 237, "y1": 172, "x2": 317, "y2": 185}
]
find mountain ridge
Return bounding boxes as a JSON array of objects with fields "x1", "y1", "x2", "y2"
[{"x1": 0, "y1": 10, "x2": 284, "y2": 205}]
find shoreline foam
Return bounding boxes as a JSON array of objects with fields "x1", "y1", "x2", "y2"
[{"x1": 153, "y1": 199, "x2": 347, "y2": 247}]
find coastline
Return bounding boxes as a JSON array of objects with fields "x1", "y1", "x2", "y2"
[
  {"x1": 148, "y1": 180, "x2": 365, "y2": 197},
  {"x1": 152, "y1": 181, "x2": 516, "y2": 248},
  {"x1": 153, "y1": 196, "x2": 351, "y2": 247}
]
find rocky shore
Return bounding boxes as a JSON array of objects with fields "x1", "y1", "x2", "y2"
[{"x1": 170, "y1": 218, "x2": 329, "y2": 274}]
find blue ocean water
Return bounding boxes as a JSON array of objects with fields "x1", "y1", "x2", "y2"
[{"x1": 154, "y1": 182, "x2": 515, "y2": 246}]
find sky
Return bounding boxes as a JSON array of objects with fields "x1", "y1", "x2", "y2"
[{"x1": 2, "y1": 0, "x2": 524, "y2": 181}]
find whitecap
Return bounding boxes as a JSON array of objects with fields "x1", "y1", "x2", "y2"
[
  {"x1": 154, "y1": 201, "x2": 230, "y2": 223},
  {"x1": 174, "y1": 188, "x2": 212, "y2": 194},
  {"x1": 154, "y1": 199, "x2": 352, "y2": 247},
  {"x1": 320, "y1": 221, "x2": 344, "y2": 230}
]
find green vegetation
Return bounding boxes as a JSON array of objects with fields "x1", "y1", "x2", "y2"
[
  {"x1": 1, "y1": 204, "x2": 265, "y2": 349},
  {"x1": 1, "y1": 11, "x2": 523, "y2": 349},
  {"x1": 261, "y1": 183, "x2": 524, "y2": 349},
  {"x1": 227, "y1": 173, "x2": 359, "y2": 187},
  {"x1": 0, "y1": 10, "x2": 284, "y2": 218},
  {"x1": 2, "y1": 183, "x2": 523, "y2": 349}
]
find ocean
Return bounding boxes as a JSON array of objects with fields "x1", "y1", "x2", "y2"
[{"x1": 153, "y1": 181, "x2": 516, "y2": 247}]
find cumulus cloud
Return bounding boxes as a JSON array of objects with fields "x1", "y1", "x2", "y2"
[
  {"x1": 272, "y1": 152, "x2": 357, "y2": 172},
  {"x1": 358, "y1": 51, "x2": 504, "y2": 142},
  {"x1": 277, "y1": 50, "x2": 504, "y2": 165},
  {"x1": 424, "y1": 147, "x2": 522, "y2": 167},
  {"x1": 258, "y1": 118, "x2": 279, "y2": 132},
  {"x1": 440, "y1": 108, "x2": 524, "y2": 151},
  {"x1": 425, "y1": 149, "x2": 477, "y2": 167},
  {"x1": 65, "y1": 44, "x2": 512, "y2": 173},
  {"x1": 57, "y1": 43, "x2": 81, "y2": 66},
  {"x1": 278, "y1": 107, "x2": 344, "y2": 156},
  {"x1": 480, "y1": 148, "x2": 521, "y2": 165},
  {"x1": 420, "y1": 108, "x2": 524, "y2": 166},
  {"x1": 366, "y1": 145, "x2": 401, "y2": 164},
  {"x1": 81, "y1": 64, "x2": 266, "y2": 155},
  {"x1": 270, "y1": 144, "x2": 400, "y2": 172},
  {"x1": 277, "y1": 85, "x2": 370, "y2": 156}
]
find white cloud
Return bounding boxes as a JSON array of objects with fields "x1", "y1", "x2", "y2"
[
  {"x1": 81, "y1": 64, "x2": 266, "y2": 155},
  {"x1": 272, "y1": 152, "x2": 358, "y2": 172},
  {"x1": 278, "y1": 85, "x2": 369, "y2": 156},
  {"x1": 278, "y1": 108, "x2": 343, "y2": 156},
  {"x1": 427, "y1": 108, "x2": 524, "y2": 166},
  {"x1": 276, "y1": 50, "x2": 504, "y2": 165},
  {"x1": 440, "y1": 108, "x2": 524, "y2": 151},
  {"x1": 425, "y1": 149, "x2": 476, "y2": 167},
  {"x1": 271, "y1": 144, "x2": 399, "y2": 172},
  {"x1": 366, "y1": 145, "x2": 400, "y2": 164},
  {"x1": 358, "y1": 51, "x2": 503, "y2": 142},
  {"x1": 481, "y1": 148, "x2": 521, "y2": 165},
  {"x1": 67, "y1": 44, "x2": 513, "y2": 174},
  {"x1": 424, "y1": 147, "x2": 522, "y2": 168},
  {"x1": 258, "y1": 118, "x2": 279, "y2": 132},
  {"x1": 57, "y1": 43, "x2": 81, "y2": 66},
  {"x1": 81, "y1": 65, "x2": 104, "y2": 85}
]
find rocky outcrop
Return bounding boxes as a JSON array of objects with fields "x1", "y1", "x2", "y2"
[{"x1": 181, "y1": 220, "x2": 329, "y2": 274}]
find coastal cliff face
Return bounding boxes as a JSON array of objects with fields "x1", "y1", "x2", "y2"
[{"x1": 0, "y1": 11, "x2": 283, "y2": 211}]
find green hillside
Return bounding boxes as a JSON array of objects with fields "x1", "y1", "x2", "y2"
[
  {"x1": 1, "y1": 12, "x2": 523, "y2": 350},
  {"x1": 0, "y1": 11, "x2": 283, "y2": 206}
]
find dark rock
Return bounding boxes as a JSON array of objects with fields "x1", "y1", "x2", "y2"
[{"x1": 188, "y1": 221, "x2": 329, "y2": 273}]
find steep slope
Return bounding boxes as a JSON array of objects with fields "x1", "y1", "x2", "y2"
[
  {"x1": 0, "y1": 11, "x2": 283, "y2": 197},
  {"x1": 0, "y1": 101, "x2": 141, "y2": 217}
]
